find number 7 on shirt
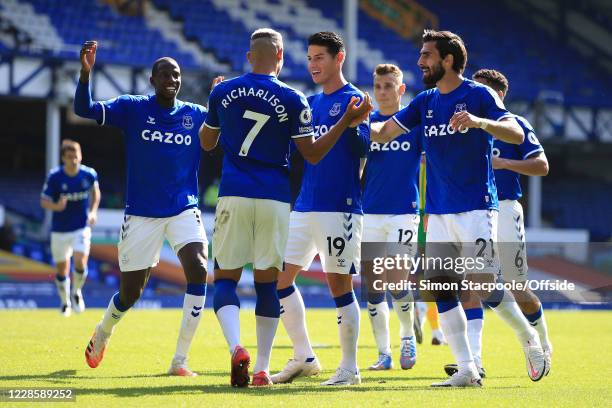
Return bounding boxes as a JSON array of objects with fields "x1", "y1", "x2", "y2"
[{"x1": 240, "y1": 110, "x2": 270, "y2": 156}]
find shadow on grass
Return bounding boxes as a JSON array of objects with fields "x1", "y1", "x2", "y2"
[
  {"x1": 70, "y1": 382, "x2": 523, "y2": 398},
  {"x1": 0, "y1": 369, "x2": 78, "y2": 383},
  {"x1": 243, "y1": 344, "x2": 360, "y2": 350},
  {"x1": 0, "y1": 370, "x2": 526, "y2": 395},
  {"x1": 0, "y1": 370, "x2": 235, "y2": 382}
]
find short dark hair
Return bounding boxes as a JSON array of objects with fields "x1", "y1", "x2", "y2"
[
  {"x1": 472, "y1": 69, "x2": 509, "y2": 95},
  {"x1": 61, "y1": 139, "x2": 81, "y2": 156},
  {"x1": 308, "y1": 31, "x2": 345, "y2": 56},
  {"x1": 422, "y1": 30, "x2": 467, "y2": 74},
  {"x1": 151, "y1": 57, "x2": 179, "y2": 76}
]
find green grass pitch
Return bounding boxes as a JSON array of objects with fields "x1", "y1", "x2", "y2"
[{"x1": 1, "y1": 309, "x2": 610, "y2": 407}]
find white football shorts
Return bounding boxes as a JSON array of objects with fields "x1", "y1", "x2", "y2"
[
  {"x1": 51, "y1": 226, "x2": 91, "y2": 263},
  {"x1": 498, "y1": 199, "x2": 528, "y2": 282},
  {"x1": 212, "y1": 196, "x2": 290, "y2": 271},
  {"x1": 118, "y1": 207, "x2": 207, "y2": 272},
  {"x1": 363, "y1": 213, "x2": 420, "y2": 260},
  {"x1": 426, "y1": 209, "x2": 500, "y2": 276},
  {"x1": 285, "y1": 211, "x2": 363, "y2": 275}
]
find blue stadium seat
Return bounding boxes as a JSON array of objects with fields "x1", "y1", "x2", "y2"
[
  {"x1": 22, "y1": 0, "x2": 199, "y2": 69},
  {"x1": 542, "y1": 180, "x2": 612, "y2": 240}
]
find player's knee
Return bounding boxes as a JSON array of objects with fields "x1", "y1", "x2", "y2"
[
  {"x1": 56, "y1": 269, "x2": 69, "y2": 278},
  {"x1": 119, "y1": 285, "x2": 144, "y2": 308},
  {"x1": 278, "y1": 263, "x2": 300, "y2": 288},
  {"x1": 424, "y1": 276, "x2": 458, "y2": 303},
  {"x1": 460, "y1": 293, "x2": 482, "y2": 309},
  {"x1": 254, "y1": 281, "x2": 280, "y2": 318},
  {"x1": 367, "y1": 291, "x2": 385, "y2": 304},
  {"x1": 327, "y1": 275, "x2": 353, "y2": 297},
  {"x1": 390, "y1": 289, "x2": 411, "y2": 302},
  {"x1": 276, "y1": 271, "x2": 294, "y2": 288},
  {"x1": 56, "y1": 262, "x2": 69, "y2": 276},
  {"x1": 213, "y1": 279, "x2": 240, "y2": 313},
  {"x1": 183, "y1": 256, "x2": 208, "y2": 283},
  {"x1": 512, "y1": 288, "x2": 540, "y2": 313}
]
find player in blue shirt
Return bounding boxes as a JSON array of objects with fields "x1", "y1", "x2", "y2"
[
  {"x1": 74, "y1": 41, "x2": 209, "y2": 377},
  {"x1": 370, "y1": 30, "x2": 547, "y2": 386},
  {"x1": 41, "y1": 139, "x2": 100, "y2": 317},
  {"x1": 199, "y1": 29, "x2": 371, "y2": 387},
  {"x1": 361, "y1": 64, "x2": 421, "y2": 371},
  {"x1": 272, "y1": 32, "x2": 371, "y2": 386},
  {"x1": 445, "y1": 69, "x2": 552, "y2": 379}
]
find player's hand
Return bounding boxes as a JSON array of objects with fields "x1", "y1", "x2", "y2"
[
  {"x1": 211, "y1": 76, "x2": 224, "y2": 90},
  {"x1": 344, "y1": 93, "x2": 373, "y2": 128},
  {"x1": 80, "y1": 41, "x2": 97, "y2": 73},
  {"x1": 87, "y1": 211, "x2": 98, "y2": 226},
  {"x1": 492, "y1": 156, "x2": 506, "y2": 170},
  {"x1": 56, "y1": 196, "x2": 68, "y2": 212},
  {"x1": 449, "y1": 111, "x2": 483, "y2": 133}
]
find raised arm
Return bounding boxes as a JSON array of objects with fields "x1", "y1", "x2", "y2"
[
  {"x1": 74, "y1": 40, "x2": 103, "y2": 122},
  {"x1": 199, "y1": 77, "x2": 224, "y2": 151},
  {"x1": 294, "y1": 94, "x2": 372, "y2": 164}
]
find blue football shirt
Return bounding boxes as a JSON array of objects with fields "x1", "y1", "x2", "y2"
[
  {"x1": 363, "y1": 109, "x2": 421, "y2": 214},
  {"x1": 204, "y1": 73, "x2": 314, "y2": 203},
  {"x1": 41, "y1": 165, "x2": 98, "y2": 232},
  {"x1": 494, "y1": 115, "x2": 544, "y2": 201},
  {"x1": 294, "y1": 83, "x2": 370, "y2": 214},
  {"x1": 393, "y1": 79, "x2": 513, "y2": 214},
  {"x1": 98, "y1": 95, "x2": 207, "y2": 218}
]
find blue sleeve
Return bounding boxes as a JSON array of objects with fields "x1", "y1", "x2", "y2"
[
  {"x1": 203, "y1": 86, "x2": 221, "y2": 129},
  {"x1": 190, "y1": 104, "x2": 208, "y2": 131},
  {"x1": 289, "y1": 91, "x2": 314, "y2": 139},
  {"x1": 413, "y1": 125, "x2": 423, "y2": 153},
  {"x1": 90, "y1": 168, "x2": 99, "y2": 184},
  {"x1": 392, "y1": 92, "x2": 424, "y2": 132},
  {"x1": 516, "y1": 118, "x2": 544, "y2": 159},
  {"x1": 41, "y1": 173, "x2": 58, "y2": 201},
  {"x1": 481, "y1": 86, "x2": 512, "y2": 122},
  {"x1": 74, "y1": 80, "x2": 103, "y2": 123},
  {"x1": 348, "y1": 118, "x2": 370, "y2": 158},
  {"x1": 98, "y1": 95, "x2": 134, "y2": 128},
  {"x1": 199, "y1": 105, "x2": 208, "y2": 129}
]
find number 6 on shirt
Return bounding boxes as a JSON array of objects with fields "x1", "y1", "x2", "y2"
[{"x1": 240, "y1": 110, "x2": 270, "y2": 156}]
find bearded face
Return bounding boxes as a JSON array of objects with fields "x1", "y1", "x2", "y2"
[{"x1": 423, "y1": 60, "x2": 445, "y2": 87}]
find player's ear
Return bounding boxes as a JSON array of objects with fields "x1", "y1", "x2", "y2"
[
  {"x1": 443, "y1": 53, "x2": 454, "y2": 71},
  {"x1": 149, "y1": 76, "x2": 154, "y2": 87},
  {"x1": 336, "y1": 51, "x2": 345, "y2": 65},
  {"x1": 399, "y1": 83, "x2": 406, "y2": 96},
  {"x1": 246, "y1": 51, "x2": 253, "y2": 65}
]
